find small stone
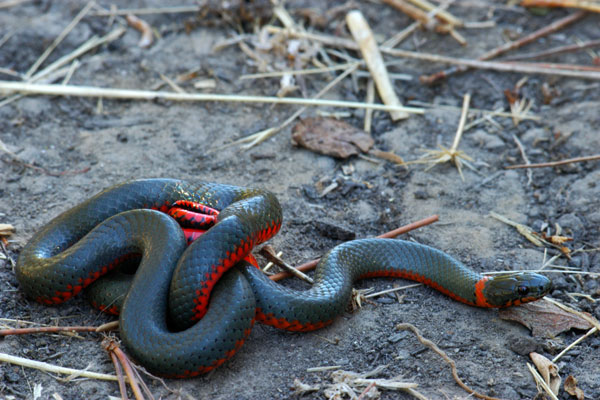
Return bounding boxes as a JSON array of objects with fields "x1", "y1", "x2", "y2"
[
  {"x1": 5, "y1": 370, "x2": 20, "y2": 383},
  {"x1": 556, "y1": 213, "x2": 584, "y2": 236},
  {"x1": 116, "y1": 132, "x2": 128, "y2": 143},
  {"x1": 521, "y1": 127, "x2": 547, "y2": 143},
  {"x1": 413, "y1": 190, "x2": 429, "y2": 200},
  {"x1": 388, "y1": 331, "x2": 409, "y2": 343},
  {"x1": 507, "y1": 334, "x2": 539, "y2": 355},
  {"x1": 471, "y1": 129, "x2": 505, "y2": 150}
]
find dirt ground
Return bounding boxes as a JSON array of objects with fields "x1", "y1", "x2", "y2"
[{"x1": 1, "y1": 1, "x2": 599, "y2": 399}]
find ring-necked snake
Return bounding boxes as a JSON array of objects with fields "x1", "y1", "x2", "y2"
[{"x1": 15, "y1": 179, "x2": 552, "y2": 378}]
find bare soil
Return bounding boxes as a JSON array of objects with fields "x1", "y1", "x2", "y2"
[{"x1": 1, "y1": 1, "x2": 599, "y2": 399}]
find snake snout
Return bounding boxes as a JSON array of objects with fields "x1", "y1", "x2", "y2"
[{"x1": 483, "y1": 271, "x2": 552, "y2": 307}]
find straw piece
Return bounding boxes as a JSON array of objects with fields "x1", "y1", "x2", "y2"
[
  {"x1": 0, "y1": 352, "x2": 119, "y2": 381},
  {"x1": 0, "y1": 81, "x2": 425, "y2": 114},
  {"x1": 346, "y1": 11, "x2": 409, "y2": 121}
]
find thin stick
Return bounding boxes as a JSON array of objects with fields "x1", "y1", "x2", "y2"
[
  {"x1": 396, "y1": 323, "x2": 501, "y2": 400},
  {"x1": 0, "y1": 325, "x2": 99, "y2": 336},
  {"x1": 260, "y1": 247, "x2": 314, "y2": 284},
  {"x1": 383, "y1": 0, "x2": 438, "y2": 29},
  {"x1": 381, "y1": 22, "x2": 420, "y2": 48},
  {"x1": 451, "y1": 93, "x2": 469, "y2": 151},
  {"x1": 408, "y1": 100, "x2": 539, "y2": 120},
  {"x1": 420, "y1": 10, "x2": 586, "y2": 84},
  {"x1": 269, "y1": 215, "x2": 439, "y2": 282},
  {"x1": 30, "y1": 27, "x2": 126, "y2": 83},
  {"x1": 104, "y1": 340, "x2": 146, "y2": 400},
  {"x1": 0, "y1": 0, "x2": 32, "y2": 9},
  {"x1": 503, "y1": 39, "x2": 600, "y2": 61},
  {"x1": 407, "y1": 0, "x2": 463, "y2": 26},
  {"x1": 0, "y1": 352, "x2": 119, "y2": 381},
  {"x1": 109, "y1": 351, "x2": 129, "y2": 400},
  {"x1": 25, "y1": 1, "x2": 95, "y2": 78},
  {"x1": 0, "y1": 81, "x2": 425, "y2": 114},
  {"x1": 512, "y1": 134, "x2": 533, "y2": 186},
  {"x1": 506, "y1": 154, "x2": 600, "y2": 169},
  {"x1": 91, "y1": 5, "x2": 200, "y2": 16},
  {"x1": 239, "y1": 62, "x2": 359, "y2": 80},
  {"x1": 239, "y1": 63, "x2": 361, "y2": 149},
  {"x1": 553, "y1": 326, "x2": 598, "y2": 363},
  {"x1": 521, "y1": 0, "x2": 600, "y2": 12},
  {"x1": 363, "y1": 79, "x2": 375, "y2": 133},
  {"x1": 265, "y1": 26, "x2": 600, "y2": 81},
  {"x1": 364, "y1": 283, "x2": 422, "y2": 299}
]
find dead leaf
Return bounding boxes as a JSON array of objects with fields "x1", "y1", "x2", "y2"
[
  {"x1": 530, "y1": 352, "x2": 561, "y2": 396},
  {"x1": 292, "y1": 117, "x2": 374, "y2": 158},
  {"x1": 564, "y1": 375, "x2": 585, "y2": 400},
  {"x1": 499, "y1": 300, "x2": 593, "y2": 338},
  {"x1": 541, "y1": 233, "x2": 573, "y2": 245}
]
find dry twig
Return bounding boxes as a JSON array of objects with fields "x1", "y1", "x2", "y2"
[
  {"x1": 265, "y1": 26, "x2": 600, "y2": 80},
  {"x1": 420, "y1": 10, "x2": 587, "y2": 84},
  {"x1": 396, "y1": 323, "x2": 501, "y2": 400},
  {"x1": 521, "y1": 0, "x2": 600, "y2": 12},
  {"x1": 506, "y1": 154, "x2": 600, "y2": 169}
]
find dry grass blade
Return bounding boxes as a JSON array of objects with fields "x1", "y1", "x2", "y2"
[
  {"x1": 265, "y1": 26, "x2": 600, "y2": 80},
  {"x1": 527, "y1": 362, "x2": 559, "y2": 400},
  {"x1": 0, "y1": 81, "x2": 424, "y2": 114},
  {"x1": 237, "y1": 63, "x2": 361, "y2": 149},
  {"x1": 91, "y1": 5, "x2": 200, "y2": 16},
  {"x1": 25, "y1": 1, "x2": 95, "y2": 78},
  {"x1": 0, "y1": 352, "x2": 120, "y2": 381},
  {"x1": 409, "y1": 93, "x2": 475, "y2": 180},
  {"x1": 512, "y1": 134, "x2": 533, "y2": 186},
  {"x1": 0, "y1": 0, "x2": 32, "y2": 8},
  {"x1": 506, "y1": 154, "x2": 600, "y2": 169},
  {"x1": 489, "y1": 212, "x2": 546, "y2": 247}
]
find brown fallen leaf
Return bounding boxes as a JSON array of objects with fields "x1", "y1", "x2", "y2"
[
  {"x1": 530, "y1": 352, "x2": 561, "y2": 396},
  {"x1": 499, "y1": 300, "x2": 593, "y2": 338},
  {"x1": 564, "y1": 375, "x2": 585, "y2": 400},
  {"x1": 291, "y1": 117, "x2": 374, "y2": 159}
]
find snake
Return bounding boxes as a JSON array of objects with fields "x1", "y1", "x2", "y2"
[{"x1": 15, "y1": 179, "x2": 552, "y2": 378}]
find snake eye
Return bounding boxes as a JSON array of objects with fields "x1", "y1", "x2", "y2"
[{"x1": 517, "y1": 286, "x2": 529, "y2": 296}]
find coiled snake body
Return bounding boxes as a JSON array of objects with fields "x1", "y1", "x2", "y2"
[{"x1": 16, "y1": 179, "x2": 552, "y2": 377}]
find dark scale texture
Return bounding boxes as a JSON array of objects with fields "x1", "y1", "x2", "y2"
[
  {"x1": 243, "y1": 239, "x2": 552, "y2": 329},
  {"x1": 16, "y1": 180, "x2": 550, "y2": 376},
  {"x1": 15, "y1": 179, "x2": 280, "y2": 376}
]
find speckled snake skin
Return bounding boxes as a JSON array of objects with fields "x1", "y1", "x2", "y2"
[{"x1": 15, "y1": 179, "x2": 552, "y2": 377}]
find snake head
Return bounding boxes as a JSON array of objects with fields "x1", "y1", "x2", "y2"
[{"x1": 481, "y1": 272, "x2": 552, "y2": 307}]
